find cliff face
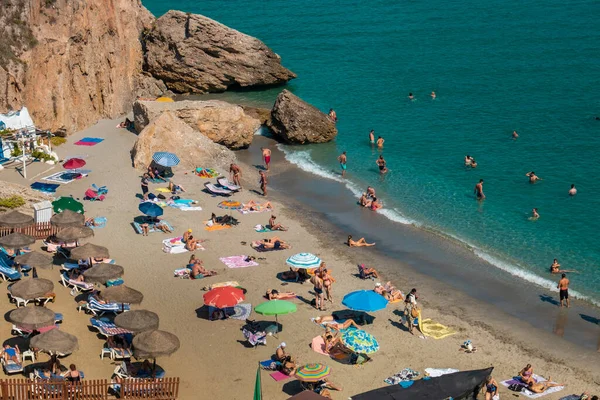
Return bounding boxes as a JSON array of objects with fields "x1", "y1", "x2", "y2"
[
  {"x1": 0, "y1": 0, "x2": 155, "y2": 134},
  {"x1": 143, "y1": 10, "x2": 296, "y2": 93}
]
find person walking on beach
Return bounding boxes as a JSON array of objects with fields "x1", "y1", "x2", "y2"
[
  {"x1": 474, "y1": 179, "x2": 485, "y2": 200},
  {"x1": 311, "y1": 273, "x2": 325, "y2": 311},
  {"x1": 230, "y1": 163, "x2": 242, "y2": 189},
  {"x1": 558, "y1": 273, "x2": 570, "y2": 308},
  {"x1": 376, "y1": 155, "x2": 388, "y2": 174},
  {"x1": 261, "y1": 147, "x2": 271, "y2": 171},
  {"x1": 369, "y1": 130, "x2": 375, "y2": 144},
  {"x1": 376, "y1": 136, "x2": 385, "y2": 148},
  {"x1": 403, "y1": 288, "x2": 418, "y2": 335},
  {"x1": 141, "y1": 174, "x2": 150, "y2": 200},
  {"x1": 526, "y1": 171, "x2": 542, "y2": 183},
  {"x1": 569, "y1": 184, "x2": 577, "y2": 196},
  {"x1": 338, "y1": 151, "x2": 347, "y2": 177},
  {"x1": 259, "y1": 170, "x2": 268, "y2": 196}
]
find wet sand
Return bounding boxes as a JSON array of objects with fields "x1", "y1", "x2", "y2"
[{"x1": 0, "y1": 119, "x2": 598, "y2": 400}]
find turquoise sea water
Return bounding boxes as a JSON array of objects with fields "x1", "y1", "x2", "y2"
[{"x1": 143, "y1": 0, "x2": 600, "y2": 304}]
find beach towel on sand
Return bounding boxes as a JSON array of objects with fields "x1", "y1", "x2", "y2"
[
  {"x1": 219, "y1": 255, "x2": 259, "y2": 269},
  {"x1": 501, "y1": 375, "x2": 564, "y2": 399},
  {"x1": 31, "y1": 182, "x2": 60, "y2": 193},
  {"x1": 203, "y1": 281, "x2": 240, "y2": 291},
  {"x1": 270, "y1": 371, "x2": 291, "y2": 381},
  {"x1": 229, "y1": 303, "x2": 252, "y2": 320},
  {"x1": 162, "y1": 237, "x2": 203, "y2": 254},
  {"x1": 75, "y1": 137, "x2": 104, "y2": 146},
  {"x1": 205, "y1": 224, "x2": 231, "y2": 232},
  {"x1": 418, "y1": 317, "x2": 456, "y2": 339}
]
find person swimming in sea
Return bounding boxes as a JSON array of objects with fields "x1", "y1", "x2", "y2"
[
  {"x1": 408, "y1": 92, "x2": 414, "y2": 101},
  {"x1": 376, "y1": 136, "x2": 384, "y2": 148},
  {"x1": 464, "y1": 155, "x2": 473, "y2": 166},
  {"x1": 470, "y1": 158, "x2": 478, "y2": 168},
  {"x1": 550, "y1": 258, "x2": 577, "y2": 274},
  {"x1": 431, "y1": 91, "x2": 436, "y2": 99},
  {"x1": 512, "y1": 130, "x2": 519, "y2": 139},
  {"x1": 531, "y1": 208, "x2": 540, "y2": 220},
  {"x1": 474, "y1": 179, "x2": 485, "y2": 200},
  {"x1": 526, "y1": 171, "x2": 542, "y2": 183},
  {"x1": 369, "y1": 130, "x2": 375, "y2": 144},
  {"x1": 337, "y1": 151, "x2": 347, "y2": 178},
  {"x1": 569, "y1": 184, "x2": 577, "y2": 196},
  {"x1": 376, "y1": 155, "x2": 388, "y2": 174}
]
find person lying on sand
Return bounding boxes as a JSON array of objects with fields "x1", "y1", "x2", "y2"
[
  {"x1": 243, "y1": 200, "x2": 273, "y2": 212},
  {"x1": 348, "y1": 235, "x2": 375, "y2": 247},
  {"x1": 168, "y1": 181, "x2": 186, "y2": 193},
  {"x1": 528, "y1": 378, "x2": 564, "y2": 393},
  {"x1": 266, "y1": 289, "x2": 296, "y2": 300},
  {"x1": 374, "y1": 282, "x2": 403, "y2": 301},
  {"x1": 268, "y1": 215, "x2": 287, "y2": 231},
  {"x1": 322, "y1": 327, "x2": 353, "y2": 355},
  {"x1": 258, "y1": 237, "x2": 290, "y2": 250},
  {"x1": 314, "y1": 315, "x2": 360, "y2": 331},
  {"x1": 519, "y1": 364, "x2": 534, "y2": 385},
  {"x1": 154, "y1": 218, "x2": 172, "y2": 233}
]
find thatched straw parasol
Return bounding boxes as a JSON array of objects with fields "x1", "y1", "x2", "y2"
[
  {"x1": 114, "y1": 310, "x2": 159, "y2": 333},
  {"x1": 83, "y1": 263, "x2": 124, "y2": 284},
  {"x1": 132, "y1": 330, "x2": 180, "y2": 358},
  {"x1": 30, "y1": 329, "x2": 79, "y2": 355},
  {"x1": 0, "y1": 232, "x2": 35, "y2": 249},
  {"x1": 9, "y1": 306, "x2": 56, "y2": 330},
  {"x1": 50, "y1": 210, "x2": 85, "y2": 227},
  {"x1": 70, "y1": 243, "x2": 109, "y2": 260},
  {"x1": 102, "y1": 285, "x2": 143, "y2": 305},
  {"x1": 55, "y1": 226, "x2": 94, "y2": 242},
  {"x1": 15, "y1": 251, "x2": 53, "y2": 269},
  {"x1": 9, "y1": 278, "x2": 54, "y2": 300},
  {"x1": 0, "y1": 211, "x2": 33, "y2": 228}
]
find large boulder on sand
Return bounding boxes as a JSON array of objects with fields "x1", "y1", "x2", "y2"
[
  {"x1": 131, "y1": 111, "x2": 235, "y2": 170},
  {"x1": 133, "y1": 100, "x2": 262, "y2": 149},
  {"x1": 268, "y1": 90, "x2": 338, "y2": 144},
  {"x1": 143, "y1": 11, "x2": 296, "y2": 94}
]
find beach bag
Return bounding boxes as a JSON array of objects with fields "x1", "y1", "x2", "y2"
[
  {"x1": 508, "y1": 384, "x2": 522, "y2": 392},
  {"x1": 411, "y1": 306, "x2": 420, "y2": 318}
]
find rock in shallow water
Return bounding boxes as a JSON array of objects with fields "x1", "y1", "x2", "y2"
[
  {"x1": 143, "y1": 10, "x2": 296, "y2": 94},
  {"x1": 268, "y1": 90, "x2": 338, "y2": 144}
]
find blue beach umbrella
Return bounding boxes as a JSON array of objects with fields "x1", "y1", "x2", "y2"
[
  {"x1": 152, "y1": 152, "x2": 180, "y2": 167},
  {"x1": 342, "y1": 290, "x2": 388, "y2": 312},
  {"x1": 138, "y1": 202, "x2": 163, "y2": 218},
  {"x1": 341, "y1": 329, "x2": 379, "y2": 354},
  {"x1": 286, "y1": 253, "x2": 321, "y2": 270}
]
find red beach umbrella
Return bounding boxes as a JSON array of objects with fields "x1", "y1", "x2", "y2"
[
  {"x1": 203, "y1": 287, "x2": 245, "y2": 309},
  {"x1": 63, "y1": 158, "x2": 86, "y2": 170}
]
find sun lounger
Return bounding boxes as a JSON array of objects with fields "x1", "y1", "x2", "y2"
[
  {"x1": 91, "y1": 184, "x2": 108, "y2": 195},
  {"x1": 12, "y1": 324, "x2": 57, "y2": 338},
  {"x1": 90, "y1": 318, "x2": 133, "y2": 338},
  {"x1": 204, "y1": 182, "x2": 233, "y2": 196},
  {"x1": 35, "y1": 293, "x2": 56, "y2": 306},
  {"x1": 216, "y1": 176, "x2": 241, "y2": 192},
  {"x1": 0, "y1": 264, "x2": 21, "y2": 281},
  {"x1": 9, "y1": 295, "x2": 30, "y2": 307},
  {"x1": 1, "y1": 350, "x2": 23, "y2": 374},
  {"x1": 132, "y1": 220, "x2": 174, "y2": 235},
  {"x1": 60, "y1": 272, "x2": 95, "y2": 293},
  {"x1": 80, "y1": 296, "x2": 130, "y2": 316},
  {"x1": 84, "y1": 188, "x2": 105, "y2": 201}
]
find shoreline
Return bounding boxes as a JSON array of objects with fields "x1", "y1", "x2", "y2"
[{"x1": 238, "y1": 135, "x2": 600, "y2": 354}]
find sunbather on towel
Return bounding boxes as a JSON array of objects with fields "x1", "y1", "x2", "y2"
[
  {"x1": 183, "y1": 230, "x2": 201, "y2": 251},
  {"x1": 154, "y1": 220, "x2": 172, "y2": 233},
  {"x1": 374, "y1": 282, "x2": 403, "y2": 301},
  {"x1": 2, "y1": 345, "x2": 20, "y2": 363},
  {"x1": 259, "y1": 236, "x2": 290, "y2": 250},
  {"x1": 314, "y1": 316, "x2": 360, "y2": 331},
  {"x1": 322, "y1": 327, "x2": 352, "y2": 355},
  {"x1": 266, "y1": 289, "x2": 296, "y2": 300},
  {"x1": 189, "y1": 261, "x2": 217, "y2": 280},
  {"x1": 268, "y1": 215, "x2": 287, "y2": 231},
  {"x1": 348, "y1": 235, "x2": 375, "y2": 247},
  {"x1": 243, "y1": 200, "x2": 273, "y2": 212},
  {"x1": 528, "y1": 378, "x2": 564, "y2": 393},
  {"x1": 168, "y1": 181, "x2": 186, "y2": 193}
]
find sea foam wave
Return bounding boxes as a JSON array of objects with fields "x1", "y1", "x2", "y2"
[{"x1": 278, "y1": 145, "x2": 599, "y2": 306}]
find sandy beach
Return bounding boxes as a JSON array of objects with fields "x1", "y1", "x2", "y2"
[{"x1": 1, "y1": 118, "x2": 599, "y2": 400}]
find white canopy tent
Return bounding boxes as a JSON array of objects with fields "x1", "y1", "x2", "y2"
[{"x1": 0, "y1": 107, "x2": 35, "y2": 131}]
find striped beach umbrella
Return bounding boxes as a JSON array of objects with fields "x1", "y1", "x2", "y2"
[
  {"x1": 342, "y1": 290, "x2": 388, "y2": 312},
  {"x1": 295, "y1": 363, "x2": 331, "y2": 382},
  {"x1": 152, "y1": 152, "x2": 180, "y2": 167},
  {"x1": 341, "y1": 329, "x2": 379, "y2": 354},
  {"x1": 286, "y1": 253, "x2": 321, "y2": 270},
  {"x1": 218, "y1": 200, "x2": 243, "y2": 210}
]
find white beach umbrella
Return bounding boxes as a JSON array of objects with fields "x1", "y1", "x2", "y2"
[{"x1": 286, "y1": 253, "x2": 321, "y2": 270}]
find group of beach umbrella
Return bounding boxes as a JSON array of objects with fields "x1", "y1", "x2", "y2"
[{"x1": 0, "y1": 208, "x2": 181, "y2": 373}]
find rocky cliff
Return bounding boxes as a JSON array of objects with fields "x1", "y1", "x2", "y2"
[
  {"x1": 0, "y1": 0, "x2": 158, "y2": 134},
  {"x1": 268, "y1": 90, "x2": 338, "y2": 144},
  {"x1": 131, "y1": 111, "x2": 236, "y2": 170},
  {"x1": 143, "y1": 11, "x2": 296, "y2": 93},
  {"x1": 133, "y1": 100, "x2": 262, "y2": 149}
]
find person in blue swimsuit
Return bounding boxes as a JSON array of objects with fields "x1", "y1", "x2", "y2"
[{"x1": 482, "y1": 375, "x2": 499, "y2": 400}]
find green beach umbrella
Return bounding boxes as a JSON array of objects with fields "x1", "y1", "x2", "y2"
[
  {"x1": 254, "y1": 300, "x2": 297, "y2": 333},
  {"x1": 341, "y1": 329, "x2": 379, "y2": 354},
  {"x1": 52, "y1": 197, "x2": 84, "y2": 214},
  {"x1": 253, "y1": 364, "x2": 262, "y2": 400}
]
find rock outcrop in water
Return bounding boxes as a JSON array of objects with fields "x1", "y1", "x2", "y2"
[
  {"x1": 131, "y1": 111, "x2": 235, "y2": 170},
  {"x1": 142, "y1": 10, "x2": 297, "y2": 94},
  {"x1": 0, "y1": 0, "x2": 157, "y2": 134},
  {"x1": 133, "y1": 100, "x2": 262, "y2": 149},
  {"x1": 268, "y1": 90, "x2": 338, "y2": 144}
]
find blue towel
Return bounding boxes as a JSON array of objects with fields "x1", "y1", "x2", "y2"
[
  {"x1": 31, "y1": 182, "x2": 60, "y2": 193},
  {"x1": 400, "y1": 381, "x2": 414, "y2": 388},
  {"x1": 80, "y1": 137, "x2": 104, "y2": 143}
]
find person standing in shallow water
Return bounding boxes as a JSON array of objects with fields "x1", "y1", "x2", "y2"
[
  {"x1": 558, "y1": 273, "x2": 570, "y2": 308},
  {"x1": 474, "y1": 179, "x2": 485, "y2": 200},
  {"x1": 337, "y1": 151, "x2": 347, "y2": 177},
  {"x1": 376, "y1": 136, "x2": 384, "y2": 149},
  {"x1": 369, "y1": 130, "x2": 375, "y2": 145},
  {"x1": 376, "y1": 155, "x2": 388, "y2": 174},
  {"x1": 569, "y1": 184, "x2": 577, "y2": 196}
]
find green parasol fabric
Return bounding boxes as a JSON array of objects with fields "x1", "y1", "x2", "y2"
[
  {"x1": 254, "y1": 300, "x2": 297, "y2": 316},
  {"x1": 341, "y1": 329, "x2": 379, "y2": 354},
  {"x1": 52, "y1": 197, "x2": 84, "y2": 214}
]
